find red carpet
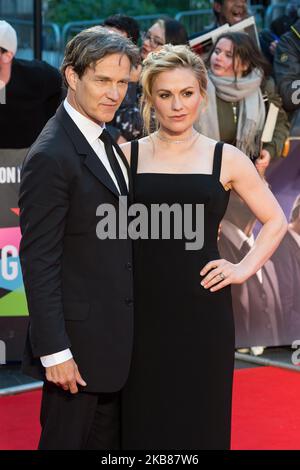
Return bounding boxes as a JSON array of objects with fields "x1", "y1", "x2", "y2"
[
  {"x1": 231, "y1": 366, "x2": 300, "y2": 450},
  {"x1": 1, "y1": 366, "x2": 300, "y2": 450},
  {"x1": 0, "y1": 389, "x2": 41, "y2": 450}
]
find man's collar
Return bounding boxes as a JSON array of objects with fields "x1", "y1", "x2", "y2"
[
  {"x1": 63, "y1": 98, "x2": 105, "y2": 145},
  {"x1": 221, "y1": 219, "x2": 254, "y2": 250}
]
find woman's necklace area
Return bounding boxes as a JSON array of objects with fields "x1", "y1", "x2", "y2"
[{"x1": 155, "y1": 129, "x2": 199, "y2": 144}]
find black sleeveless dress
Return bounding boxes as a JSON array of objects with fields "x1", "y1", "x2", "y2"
[{"x1": 121, "y1": 141, "x2": 235, "y2": 450}]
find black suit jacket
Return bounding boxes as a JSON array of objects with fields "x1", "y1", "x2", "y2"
[{"x1": 19, "y1": 104, "x2": 134, "y2": 393}]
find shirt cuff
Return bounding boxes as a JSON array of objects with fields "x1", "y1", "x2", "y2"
[{"x1": 40, "y1": 349, "x2": 73, "y2": 368}]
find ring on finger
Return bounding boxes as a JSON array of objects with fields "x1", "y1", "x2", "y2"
[{"x1": 219, "y1": 272, "x2": 226, "y2": 281}]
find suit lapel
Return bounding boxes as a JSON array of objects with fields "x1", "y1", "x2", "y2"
[
  {"x1": 263, "y1": 260, "x2": 282, "y2": 310},
  {"x1": 287, "y1": 231, "x2": 300, "y2": 265},
  {"x1": 84, "y1": 150, "x2": 120, "y2": 197},
  {"x1": 56, "y1": 104, "x2": 122, "y2": 198}
]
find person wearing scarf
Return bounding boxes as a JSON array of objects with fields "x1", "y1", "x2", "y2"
[{"x1": 196, "y1": 32, "x2": 289, "y2": 175}]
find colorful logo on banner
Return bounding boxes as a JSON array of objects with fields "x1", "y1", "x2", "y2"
[{"x1": 0, "y1": 208, "x2": 28, "y2": 317}]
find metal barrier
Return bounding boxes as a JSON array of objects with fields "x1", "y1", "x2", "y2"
[
  {"x1": 0, "y1": 6, "x2": 289, "y2": 70},
  {"x1": 61, "y1": 14, "x2": 164, "y2": 48},
  {"x1": 4, "y1": 17, "x2": 61, "y2": 67},
  {"x1": 175, "y1": 9, "x2": 214, "y2": 36},
  {"x1": 4, "y1": 17, "x2": 60, "y2": 51},
  {"x1": 61, "y1": 18, "x2": 104, "y2": 49}
]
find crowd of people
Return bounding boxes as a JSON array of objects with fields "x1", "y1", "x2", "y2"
[
  {"x1": 0, "y1": 0, "x2": 299, "y2": 451},
  {"x1": 1, "y1": 2, "x2": 300, "y2": 150}
]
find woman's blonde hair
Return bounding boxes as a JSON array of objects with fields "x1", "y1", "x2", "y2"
[{"x1": 140, "y1": 44, "x2": 208, "y2": 135}]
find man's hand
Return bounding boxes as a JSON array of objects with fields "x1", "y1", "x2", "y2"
[
  {"x1": 255, "y1": 149, "x2": 271, "y2": 178},
  {"x1": 269, "y1": 40, "x2": 278, "y2": 56},
  {"x1": 45, "y1": 358, "x2": 87, "y2": 394}
]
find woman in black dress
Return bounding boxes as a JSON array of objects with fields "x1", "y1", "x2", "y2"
[{"x1": 120, "y1": 45, "x2": 287, "y2": 450}]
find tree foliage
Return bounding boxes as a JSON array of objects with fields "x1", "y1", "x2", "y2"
[{"x1": 46, "y1": 0, "x2": 211, "y2": 25}]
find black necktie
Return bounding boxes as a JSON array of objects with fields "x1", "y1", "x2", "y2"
[
  {"x1": 99, "y1": 129, "x2": 128, "y2": 195},
  {"x1": 240, "y1": 240, "x2": 251, "y2": 258}
]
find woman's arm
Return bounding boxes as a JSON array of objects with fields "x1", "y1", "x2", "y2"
[{"x1": 200, "y1": 144, "x2": 287, "y2": 292}]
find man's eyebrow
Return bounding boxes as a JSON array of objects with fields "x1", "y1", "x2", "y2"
[
  {"x1": 156, "y1": 86, "x2": 195, "y2": 92},
  {"x1": 93, "y1": 74, "x2": 110, "y2": 80},
  {"x1": 93, "y1": 74, "x2": 130, "y2": 82}
]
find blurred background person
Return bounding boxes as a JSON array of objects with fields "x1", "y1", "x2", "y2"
[
  {"x1": 0, "y1": 20, "x2": 62, "y2": 227},
  {"x1": 271, "y1": 195, "x2": 300, "y2": 342},
  {"x1": 273, "y1": 17, "x2": 300, "y2": 136},
  {"x1": 189, "y1": 0, "x2": 249, "y2": 40},
  {"x1": 0, "y1": 20, "x2": 62, "y2": 152},
  {"x1": 260, "y1": 1, "x2": 300, "y2": 65},
  {"x1": 210, "y1": 0, "x2": 248, "y2": 28},
  {"x1": 141, "y1": 18, "x2": 188, "y2": 60},
  {"x1": 196, "y1": 32, "x2": 289, "y2": 177},
  {"x1": 103, "y1": 14, "x2": 143, "y2": 142},
  {"x1": 103, "y1": 13, "x2": 140, "y2": 44}
]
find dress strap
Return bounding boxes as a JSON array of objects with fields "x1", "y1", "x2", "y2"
[
  {"x1": 130, "y1": 140, "x2": 139, "y2": 177},
  {"x1": 212, "y1": 141, "x2": 225, "y2": 180}
]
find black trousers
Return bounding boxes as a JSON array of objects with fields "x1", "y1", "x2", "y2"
[{"x1": 38, "y1": 382, "x2": 121, "y2": 450}]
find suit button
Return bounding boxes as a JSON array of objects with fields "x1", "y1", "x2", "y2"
[
  {"x1": 126, "y1": 262, "x2": 132, "y2": 271},
  {"x1": 125, "y1": 298, "x2": 133, "y2": 306}
]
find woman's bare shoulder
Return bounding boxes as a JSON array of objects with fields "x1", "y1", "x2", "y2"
[
  {"x1": 120, "y1": 136, "x2": 152, "y2": 164},
  {"x1": 119, "y1": 142, "x2": 132, "y2": 163},
  {"x1": 222, "y1": 142, "x2": 252, "y2": 166}
]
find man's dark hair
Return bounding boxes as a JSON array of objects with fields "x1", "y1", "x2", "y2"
[
  {"x1": 213, "y1": 0, "x2": 224, "y2": 20},
  {"x1": 61, "y1": 26, "x2": 139, "y2": 88},
  {"x1": 163, "y1": 18, "x2": 188, "y2": 45},
  {"x1": 103, "y1": 14, "x2": 140, "y2": 45}
]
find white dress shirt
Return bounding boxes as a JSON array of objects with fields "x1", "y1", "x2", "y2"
[
  {"x1": 220, "y1": 219, "x2": 263, "y2": 283},
  {"x1": 40, "y1": 99, "x2": 129, "y2": 368}
]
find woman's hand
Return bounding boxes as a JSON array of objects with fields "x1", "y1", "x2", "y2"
[{"x1": 200, "y1": 259, "x2": 248, "y2": 292}]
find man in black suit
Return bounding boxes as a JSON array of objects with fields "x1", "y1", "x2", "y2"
[
  {"x1": 0, "y1": 20, "x2": 62, "y2": 149},
  {"x1": 19, "y1": 26, "x2": 139, "y2": 450},
  {"x1": 271, "y1": 195, "x2": 300, "y2": 342}
]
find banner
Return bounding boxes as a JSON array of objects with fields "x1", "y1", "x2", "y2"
[
  {"x1": 0, "y1": 149, "x2": 28, "y2": 361},
  {"x1": 218, "y1": 140, "x2": 300, "y2": 349}
]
